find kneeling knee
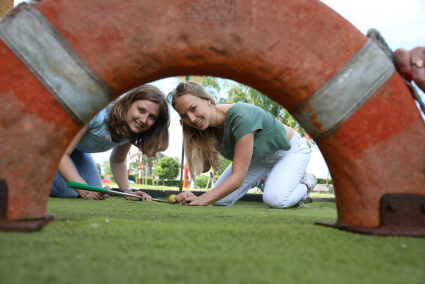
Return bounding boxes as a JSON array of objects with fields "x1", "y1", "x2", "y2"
[{"x1": 263, "y1": 194, "x2": 291, "y2": 209}]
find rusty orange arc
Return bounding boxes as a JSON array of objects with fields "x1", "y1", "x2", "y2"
[{"x1": 0, "y1": 0, "x2": 423, "y2": 234}]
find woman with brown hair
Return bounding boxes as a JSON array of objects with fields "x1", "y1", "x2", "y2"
[{"x1": 50, "y1": 84, "x2": 170, "y2": 200}]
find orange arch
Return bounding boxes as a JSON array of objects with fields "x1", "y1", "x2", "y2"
[{"x1": 0, "y1": 0, "x2": 424, "y2": 234}]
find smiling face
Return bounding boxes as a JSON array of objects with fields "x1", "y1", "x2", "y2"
[
  {"x1": 173, "y1": 94, "x2": 212, "y2": 131},
  {"x1": 125, "y1": 99, "x2": 160, "y2": 134}
]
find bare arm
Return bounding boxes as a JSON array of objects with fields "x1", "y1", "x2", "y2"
[
  {"x1": 176, "y1": 133, "x2": 254, "y2": 206},
  {"x1": 57, "y1": 124, "x2": 107, "y2": 200},
  {"x1": 109, "y1": 143, "x2": 132, "y2": 190},
  {"x1": 110, "y1": 143, "x2": 152, "y2": 201}
]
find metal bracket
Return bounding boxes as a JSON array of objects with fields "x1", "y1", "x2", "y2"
[
  {"x1": 316, "y1": 194, "x2": 425, "y2": 238},
  {"x1": 0, "y1": 179, "x2": 54, "y2": 233}
]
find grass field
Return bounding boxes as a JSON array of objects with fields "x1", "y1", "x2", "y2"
[{"x1": 0, "y1": 197, "x2": 424, "y2": 284}]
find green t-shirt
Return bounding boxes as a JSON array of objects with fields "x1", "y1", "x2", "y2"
[{"x1": 218, "y1": 102, "x2": 291, "y2": 160}]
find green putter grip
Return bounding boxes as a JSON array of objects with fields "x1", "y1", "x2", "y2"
[{"x1": 66, "y1": 181, "x2": 109, "y2": 194}]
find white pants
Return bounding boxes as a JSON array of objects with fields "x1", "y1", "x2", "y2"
[{"x1": 214, "y1": 132, "x2": 311, "y2": 208}]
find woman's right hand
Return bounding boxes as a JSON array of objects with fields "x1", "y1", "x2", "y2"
[
  {"x1": 77, "y1": 189, "x2": 109, "y2": 200},
  {"x1": 174, "y1": 191, "x2": 198, "y2": 205},
  {"x1": 123, "y1": 190, "x2": 152, "y2": 201}
]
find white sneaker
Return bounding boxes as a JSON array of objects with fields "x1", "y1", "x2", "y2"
[
  {"x1": 300, "y1": 173, "x2": 317, "y2": 197},
  {"x1": 298, "y1": 201, "x2": 311, "y2": 208}
]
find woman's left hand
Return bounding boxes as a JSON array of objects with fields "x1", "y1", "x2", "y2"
[{"x1": 175, "y1": 191, "x2": 206, "y2": 206}]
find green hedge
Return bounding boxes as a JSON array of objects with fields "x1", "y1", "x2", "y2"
[
  {"x1": 317, "y1": 178, "x2": 332, "y2": 184},
  {"x1": 133, "y1": 176, "x2": 181, "y2": 187},
  {"x1": 162, "y1": 180, "x2": 181, "y2": 187},
  {"x1": 195, "y1": 175, "x2": 209, "y2": 188}
]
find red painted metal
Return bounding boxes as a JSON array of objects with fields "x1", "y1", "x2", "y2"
[
  {"x1": 0, "y1": 0, "x2": 424, "y2": 233},
  {"x1": 183, "y1": 164, "x2": 188, "y2": 189},
  {"x1": 0, "y1": 39, "x2": 80, "y2": 220}
]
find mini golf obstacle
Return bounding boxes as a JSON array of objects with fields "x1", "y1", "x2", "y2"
[{"x1": 0, "y1": 0, "x2": 424, "y2": 236}]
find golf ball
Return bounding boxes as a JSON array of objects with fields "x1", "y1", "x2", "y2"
[{"x1": 168, "y1": 194, "x2": 176, "y2": 204}]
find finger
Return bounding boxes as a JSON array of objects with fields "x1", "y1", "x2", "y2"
[
  {"x1": 95, "y1": 193, "x2": 104, "y2": 200},
  {"x1": 186, "y1": 196, "x2": 195, "y2": 203},
  {"x1": 139, "y1": 193, "x2": 148, "y2": 202},
  {"x1": 175, "y1": 193, "x2": 185, "y2": 203},
  {"x1": 409, "y1": 47, "x2": 425, "y2": 91},
  {"x1": 412, "y1": 69, "x2": 425, "y2": 91},
  {"x1": 181, "y1": 196, "x2": 190, "y2": 205},
  {"x1": 187, "y1": 200, "x2": 199, "y2": 206},
  {"x1": 181, "y1": 193, "x2": 192, "y2": 205},
  {"x1": 410, "y1": 46, "x2": 425, "y2": 60},
  {"x1": 394, "y1": 48, "x2": 413, "y2": 81},
  {"x1": 129, "y1": 194, "x2": 142, "y2": 201},
  {"x1": 87, "y1": 193, "x2": 96, "y2": 200}
]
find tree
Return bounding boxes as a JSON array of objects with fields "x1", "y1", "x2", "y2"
[
  {"x1": 96, "y1": 163, "x2": 102, "y2": 175},
  {"x1": 153, "y1": 157, "x2": 179, "y2": 182},
  {"x1": 129, "y1": 160, "x2": 139, "y2": 177},
  {"x1": 195, "y1": 174, "x2": 209, "y2": 188},
  {"x1": 101, "y1": 160, "x2": 112, "y2": 176}
]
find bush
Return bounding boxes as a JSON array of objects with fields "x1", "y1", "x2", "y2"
[
  {"x1": 133, "y1": 177, "x2": 181, "y2": 187},
  {"x1": 317, "y1": 178, "x2": 332, "y2": 184},
  {"x1": 214, "y1": 156, "x2": 231, "y2": 179},
  {"x1": 154, "y1": 157, "x2": 179, "y2": 181},
  {"x1": 195, "y1": 175, "x2": 209, "y2": 188},
  {"x1": 134, "y1": 177, "x2": 153, "y2": 185},
  {"x1": 163, "y1": 180, "x2": 181, "y2": 187},
  {"x1": 128, "y1": 175, "x2": 137, "y2": 182}
]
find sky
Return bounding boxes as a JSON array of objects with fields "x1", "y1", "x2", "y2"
[{"x1": 12, "y1": 0, "x2": 425, "y2": 178}]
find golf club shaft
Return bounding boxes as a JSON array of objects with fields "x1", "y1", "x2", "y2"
[
  {"x1": 66, "y1": 181, "x2": 168, "y2": 202},
  {"x1": 107, "y1": 189, "x2": 168, "y2": 202}
]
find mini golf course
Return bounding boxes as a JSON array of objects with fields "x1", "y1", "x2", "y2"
[{"x1": 0, "y1": 197, "x2": 424, "y2": 284}]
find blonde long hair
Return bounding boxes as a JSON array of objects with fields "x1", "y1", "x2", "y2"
[
  {"x1": 170, "y1": 82, "x2": 221, "y2": 178},
  {"x1": 106, "y1": 84, "x2": 169, "y2": 157}
]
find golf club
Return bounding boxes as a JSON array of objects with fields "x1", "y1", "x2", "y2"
[{"x1": 66, "y1": 181, "x2": 170, "y2": 203}]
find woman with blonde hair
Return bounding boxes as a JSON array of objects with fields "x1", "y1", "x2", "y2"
[
  {"x1": 170, "y1": 82, "x2": 316, "y2": 208},
  {"x1": 50, "y1": 84, "x2": 169, "y2": 200}
]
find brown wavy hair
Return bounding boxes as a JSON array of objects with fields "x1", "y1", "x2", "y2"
[
  {"x1": 106, "y1": 84, "x2": 169, "y2": 157},
  {"x1": 170, "y1": 82, "x2": 221, "y2": 178}
]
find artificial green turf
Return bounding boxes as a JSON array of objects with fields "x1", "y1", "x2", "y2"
[{"x1": 0, "y1": 198, "x2": 424, "y2": 284}]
